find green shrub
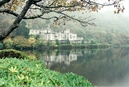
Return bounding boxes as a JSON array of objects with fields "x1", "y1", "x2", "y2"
[
  {"x1": 0, "y1": 58, "x2": 94, "y2": 87},
  {"x1": 0, "y1": 43, "x2": 3, "y2": 49},
  {"x1": 59, "y1": 44, "x2": 73, "y2": 49},
  {"x1": 0, "y1": 49, "x2": 35, "y2": 60}
]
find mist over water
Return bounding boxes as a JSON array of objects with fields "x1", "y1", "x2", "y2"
[{"x1": 33, "y1": 47, "x2": 129, "y2": 86}]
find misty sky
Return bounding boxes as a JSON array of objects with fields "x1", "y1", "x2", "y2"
[
  {"x1": 123, "y1": 0, "x2": 129, "y2": 15},
  {"x1": 96, "y1": 0, "x2": 129, "y2": 16}
]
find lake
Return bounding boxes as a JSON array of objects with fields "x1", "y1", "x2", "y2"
[{"x1": 26, "y1": 47, "x2": 129, "y2": 86}]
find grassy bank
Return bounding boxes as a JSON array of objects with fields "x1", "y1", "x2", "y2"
[{"x1": 0, "y1": 50, "x2": 94, "y2": 87}]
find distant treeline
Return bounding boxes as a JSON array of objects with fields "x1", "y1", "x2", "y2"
[{"x1": 0, "y1": 39, "x2": 110, "y2": 50}]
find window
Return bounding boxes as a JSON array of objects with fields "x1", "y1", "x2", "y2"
[{"x1": 70, "y1": 35, "x2": 72, "y2": 39}]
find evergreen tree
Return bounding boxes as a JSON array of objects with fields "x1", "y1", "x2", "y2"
[{"x1": 12, "y1": 21, "x2": 29, "y2": 38}]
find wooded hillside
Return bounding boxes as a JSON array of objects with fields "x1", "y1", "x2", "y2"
[{"x1": 1, "y1": 9, "x2": 129, "y2": 45}]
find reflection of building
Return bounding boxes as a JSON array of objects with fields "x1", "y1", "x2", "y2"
[
  {"x1": 29, "y1": 25, "x2": 83, "y2": 43},
  {"x1": 43, "y1": 52, "x2": 77, "y2": 68},
  {"x1": 39, "y1": 50, "x2": 93, "y2": 68},
  {"x1": 40, "y1": 50, "x2": 91, "y2": 68}
]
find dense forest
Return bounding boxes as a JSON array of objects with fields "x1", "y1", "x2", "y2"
[{"x1": 0, "y1": 8, "x2": 129, "y2": 45}]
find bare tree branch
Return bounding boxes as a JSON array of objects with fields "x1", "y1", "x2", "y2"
[
  {"x1": 34, "y1": 3, "x2": 76, "y2": 9},
  {"x1": 0, "y1": 9, "x2": 44, "y2": 19},
  {"x1": 54, "y1": 11, "x2": 96, "y2": 26}
]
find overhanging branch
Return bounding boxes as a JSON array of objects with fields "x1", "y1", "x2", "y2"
[
  {"x1": 0, "y1": 9, "x2": 44, "y2": 19},
  {"x1": 55, "y1": 11, "x2": 96, "y2": 26}
]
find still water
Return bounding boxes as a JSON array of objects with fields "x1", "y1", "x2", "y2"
[{"x1": 27, "y1": 47, "x2": 129, "y2": 86}]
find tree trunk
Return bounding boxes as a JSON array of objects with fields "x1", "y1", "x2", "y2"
[{"x1": 0, "y1": 0, "x2": 33, "y2": 41}]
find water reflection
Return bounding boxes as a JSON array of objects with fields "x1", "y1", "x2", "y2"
[
  {"x1": 28, "y1": 47, "x2": 129, "y2": 86},
  {"x1": 39, "y1": 50, "x2": 83, "y2": 68}
]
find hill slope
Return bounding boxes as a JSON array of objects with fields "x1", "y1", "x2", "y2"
[
  {"x1": 1, "y1": 9, "x2": 129, "y2": 45},
  {"x1": 26, "y1": 10, "x2": 129, "y2": 45}
]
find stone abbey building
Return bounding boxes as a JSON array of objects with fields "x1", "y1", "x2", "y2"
[{"x1": 29, "y1": 25, "x2": 83, "y2": 43}]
